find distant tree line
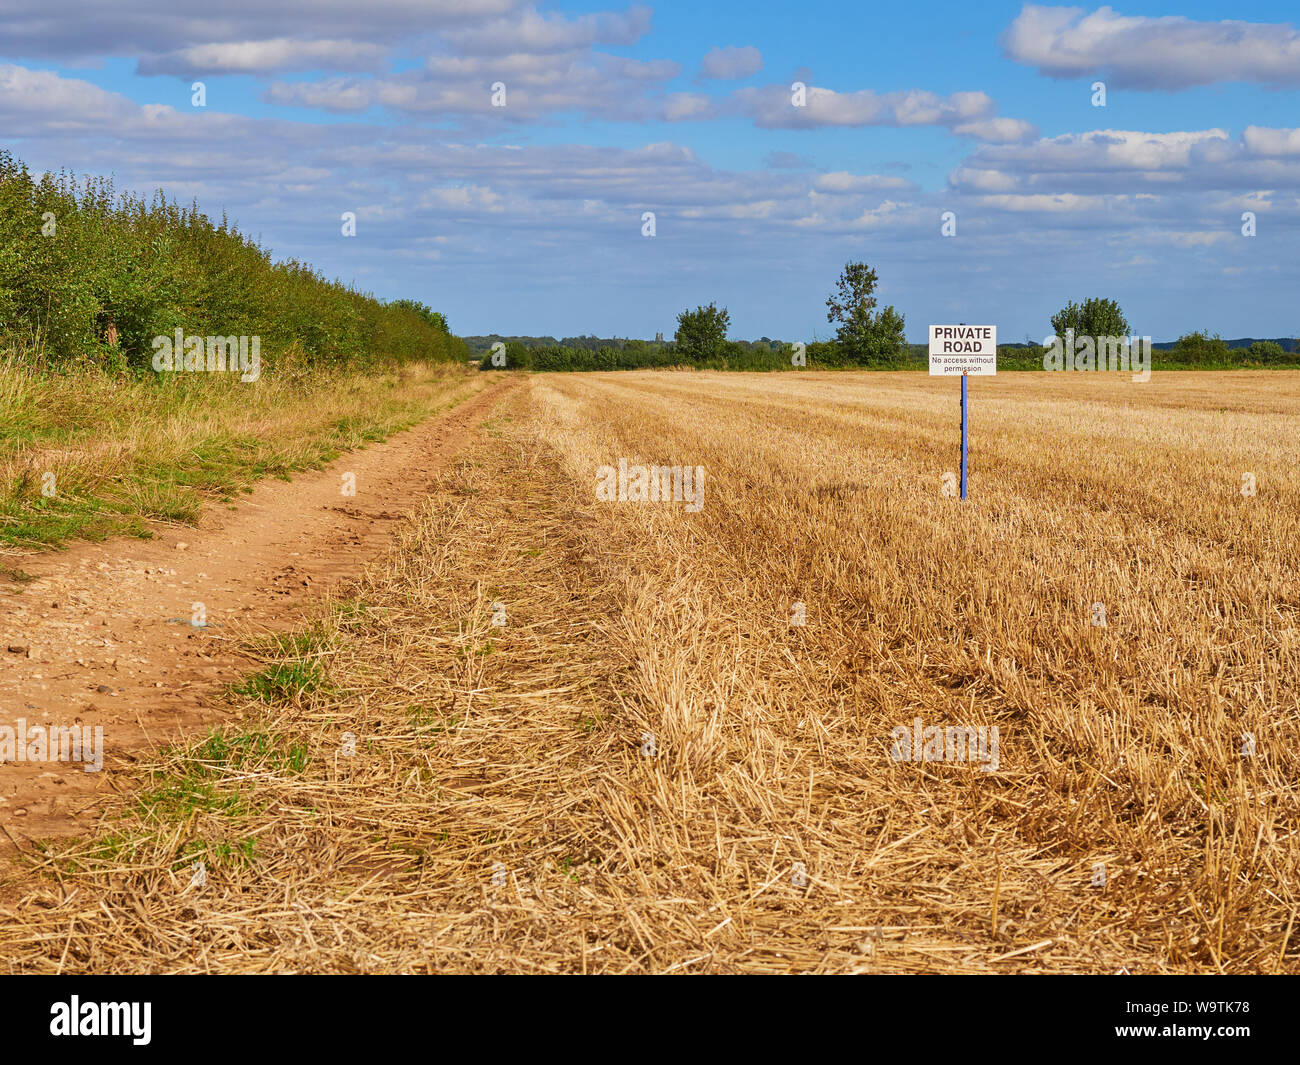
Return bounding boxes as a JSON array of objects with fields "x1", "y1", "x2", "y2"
[
  {"x1": 478, "y1": 271, "x2": 1299, "y2": 373},
  {"x1": 478, "y1": 338, "x2": 810, "y2": 372},
  {"x1": 463, "y1": 332, "x2": 787, "y2": 356},
  {"x1": 480, "y1": 261, "x2": 912, "y2": 372},
  {"x1": 1159, "y1": 334, "x2": 1297, "y2": 366},
  {"x1": 999, "y1": 334, "x2": 1299, "y2": 369},
  {"x1": 1011, "y1": 295, "x2": 1300, "y2": 367}
]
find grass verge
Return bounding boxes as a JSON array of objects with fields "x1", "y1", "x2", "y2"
[{"x1": 0, "y1": 358, "x2": 485, "y2": 549}]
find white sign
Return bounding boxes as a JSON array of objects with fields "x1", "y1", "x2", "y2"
[{"x1": 929, "y1": 325, "x2": 997, "y2": 375}]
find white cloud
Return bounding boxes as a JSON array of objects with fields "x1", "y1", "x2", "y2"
[
  {"x1": 1242, "y1": 127, "x2": 1300, "y2": 158},
  {"x1": 952, "y1": 117, "x2": 1038, "y2": 144},
  {"x1": 0, "y1": 0, "x2": 523, "y2": 70},
  {"x1": 0, "y1": 63, "x2": 137, "y2": 125},
  {"x1": 1002, "y1": 4, "x2": 1300, "y2": 89},
  {"x1": 947, "y1": 167, "x2": 1020, "y2": 193},
  {"x1": 662, "y1": 93, "x2": 715, "y2": 121},
  {"x1": 948, "y1": 128, "x2": 1300, "y2": 214},
  {"x1": 265, "y1": 52, "x2": 684, "y2": 122},
  {"x1": 736, "y1": 83, "x2": 994, "y2": 129},
  {"x1": 812, "y1": 172, "x2": 911, "y2": 193},
  {"x1": 419, "y1": 185, "x2": 505, "y2": 212},
  {"x1": 845, "y1": 200, "x2": 922, "y2": 229},
  {"x1": 699, "y1": 46, "x2": 763, "y2": 80},
  {"x1": 955, "y1": 129, "x2": 1235, "y2": 182},
  {"x1": 138, "y1": 39, "x2": 389, "y2": 76},
  {"x1": 975, "y1": 192, "x2": 1108, "y2": 212},
  {"x1": 1159, "y1": 231, "x2": 1238, "y2": 248},
  {"x1": 440, "y1": 5, "x2": 652, "y2": 56}
]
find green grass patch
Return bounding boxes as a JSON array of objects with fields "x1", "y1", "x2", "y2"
[
  {"x1": 232, "y1": 661, "x2": 331, "y2": 703},
  {"x1": 0, "y1": 361, "x2": 479, "y2": 549}
]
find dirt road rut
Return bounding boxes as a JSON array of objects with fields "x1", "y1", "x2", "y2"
[{"x1": 0, "y1": 378, "x2": 516, "y2": 846}]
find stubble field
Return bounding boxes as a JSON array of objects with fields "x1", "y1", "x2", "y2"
[{"x1": 3, "y1": 369, "x2": 1297, "y2": 973}]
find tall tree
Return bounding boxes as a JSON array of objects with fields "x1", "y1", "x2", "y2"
[
  {"x1": 825, "y1": 262, "x2": 907, "y2": 365},
  {"x1": 674, "y1": 302, "x2": 730, "y2": 361},
  {"x1": 1050, "y1": 298, "x2": 1130, "y2": 339}
]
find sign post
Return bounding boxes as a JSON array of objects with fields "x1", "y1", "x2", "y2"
[
  {"x1": 960, "y1": 374, "x2": 968, "y2": 500},
  {"x1": 929, "y1": 324, "x2": 996, "y2": 501}
]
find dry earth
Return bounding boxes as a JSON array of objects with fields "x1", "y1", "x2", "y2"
[{"x1": 0, "y1": 377, "x2": 517, "y2": 844}]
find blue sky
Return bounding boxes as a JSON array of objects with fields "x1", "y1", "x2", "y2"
[{"x1": 3, "y1": 1, "x2": 1299, "y2": 341}]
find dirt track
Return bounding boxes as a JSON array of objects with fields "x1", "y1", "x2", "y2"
[{"x1": 0, "y1": 377, "x2": 516, "y2": 847}]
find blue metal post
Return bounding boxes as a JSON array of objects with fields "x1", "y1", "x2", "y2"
[{"x1": 960, "y1": 373, "x2": 968, "y2": 500}]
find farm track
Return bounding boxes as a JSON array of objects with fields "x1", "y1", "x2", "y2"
[{"x1": 0, "y1": 376, "x2": 518, "y2": 846}]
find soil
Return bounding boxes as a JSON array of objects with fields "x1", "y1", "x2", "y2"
[{"x1": 0, "y1": 378, "x2": 516, "y2": 849}]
